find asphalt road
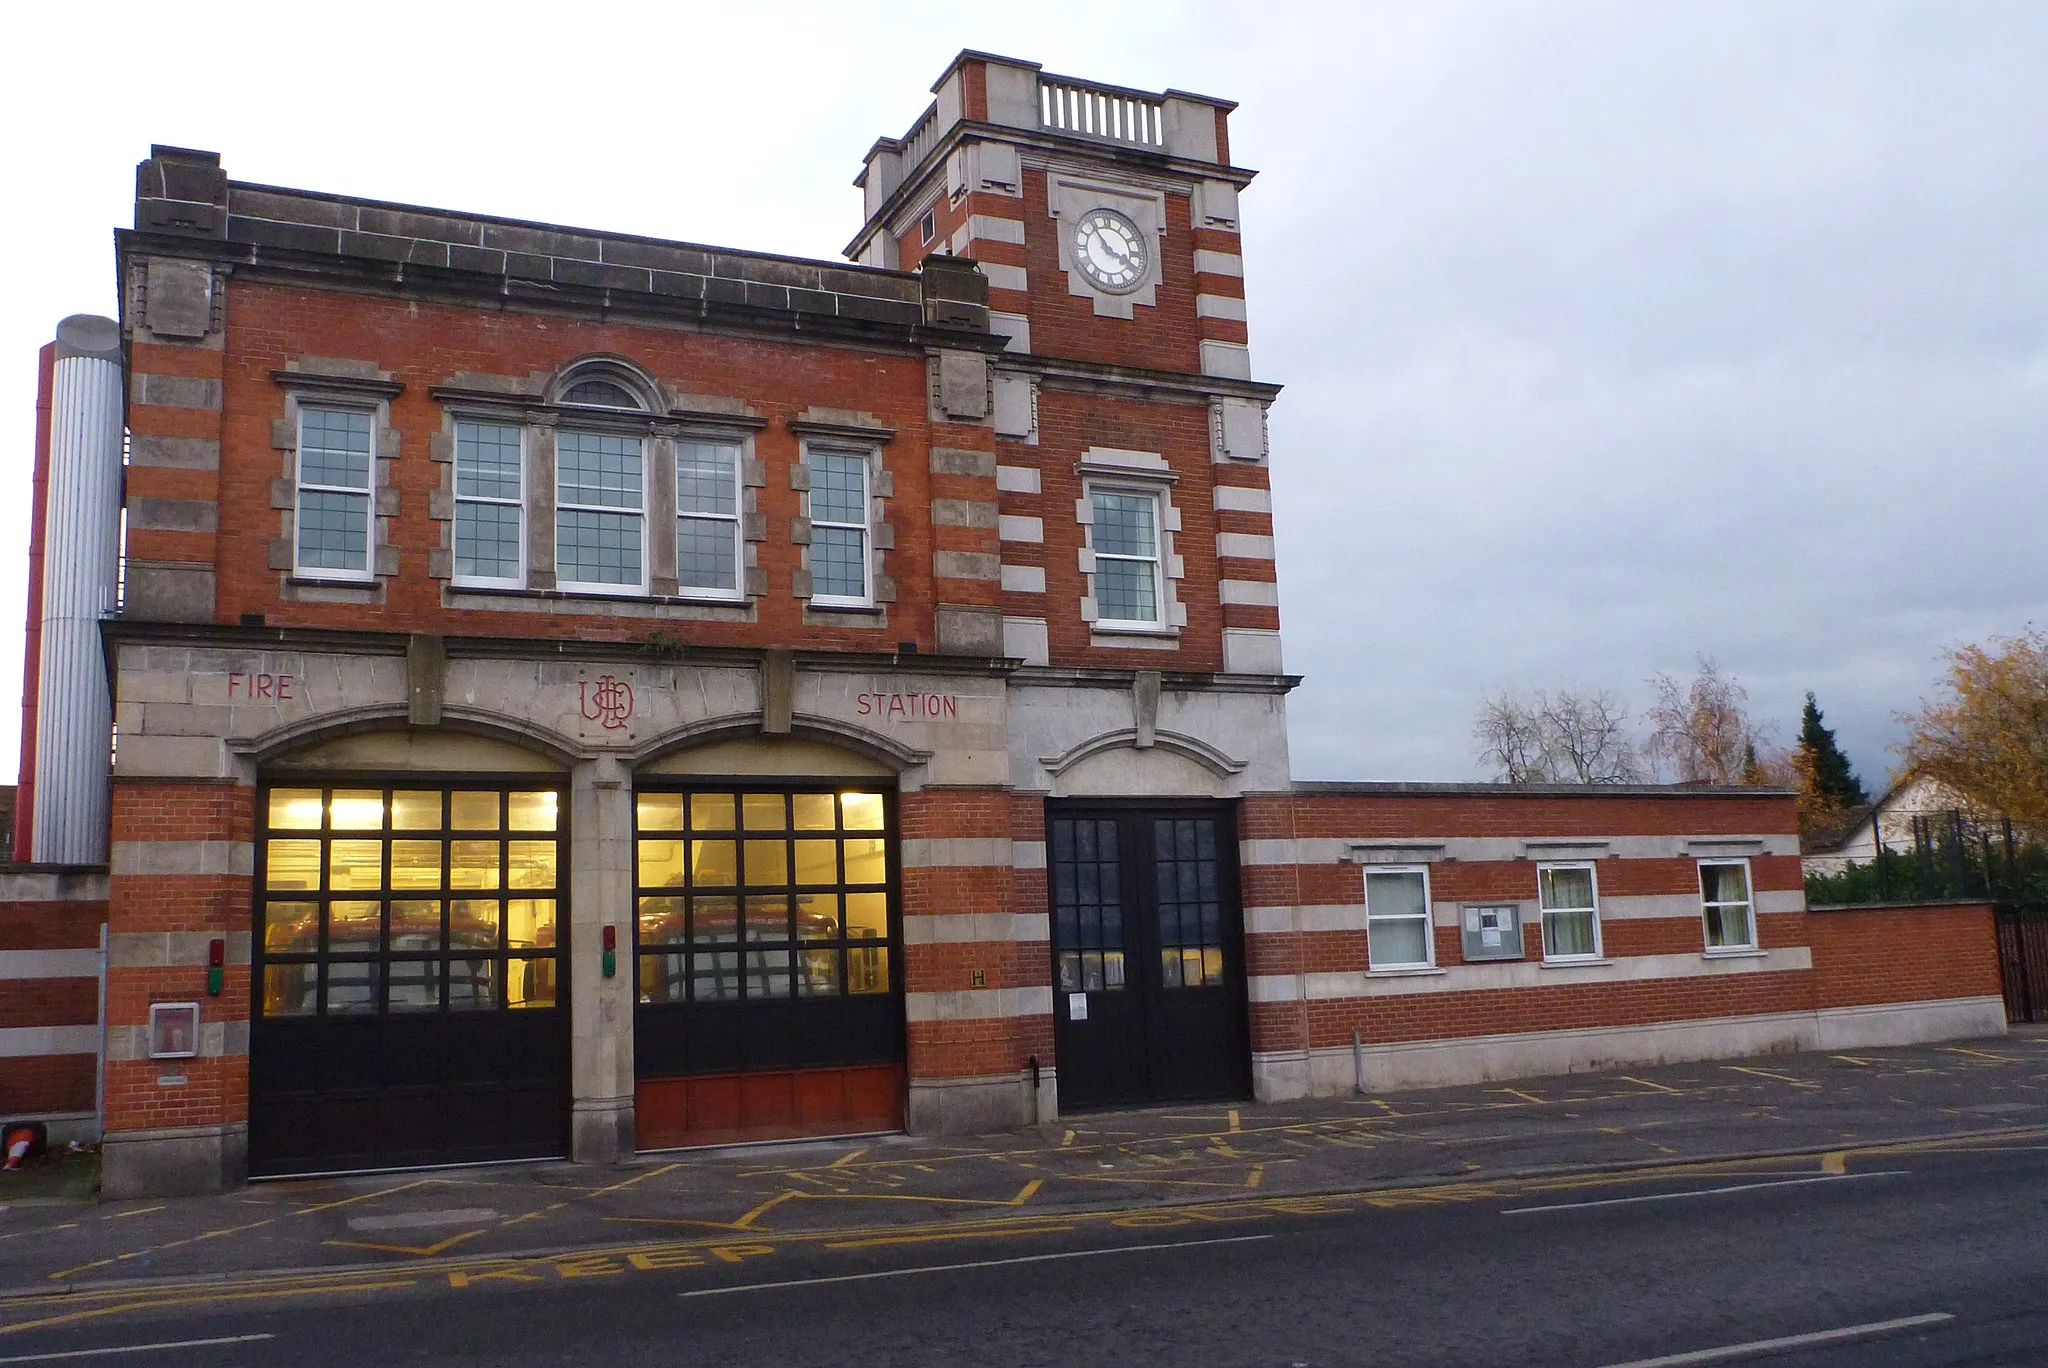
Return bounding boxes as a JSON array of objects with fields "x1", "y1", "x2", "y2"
[{"x1": 5, "y1": 1138, "x2": 2047, "y2": 1367}]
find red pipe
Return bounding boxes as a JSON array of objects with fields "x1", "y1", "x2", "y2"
[{"x1": 14, "y1": 342, "x2": 55, "y2": 863}]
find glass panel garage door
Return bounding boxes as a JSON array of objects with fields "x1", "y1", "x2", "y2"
[
  {"x1": 249, "y1": 781, "x2": 569, "y2": 1175},
  {"x1": 633, "y1": 786, "x2": 906, "y2": 1147}
]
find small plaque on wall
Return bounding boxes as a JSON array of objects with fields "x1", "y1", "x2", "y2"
[{"x1": 149, "y1": 1002, "x2": 200, "y2": 1060}]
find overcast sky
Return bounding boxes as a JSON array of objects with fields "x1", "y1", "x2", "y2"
[{"x1": 4, "y1": 0, "x2": 2044, "y2": 791}]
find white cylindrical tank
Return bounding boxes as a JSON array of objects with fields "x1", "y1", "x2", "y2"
[{"x1": 31, "y1": 315, "x2": 124, "y2": 866}]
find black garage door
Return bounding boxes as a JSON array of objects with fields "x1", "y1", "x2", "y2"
[{"x1": 249, "y1": 779, "x2": 569, "y2": 1176}]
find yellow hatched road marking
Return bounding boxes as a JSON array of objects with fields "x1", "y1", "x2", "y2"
[
  {"x1": 586, "y1": 1162, "x2": 681, "y2": 1199},
  {"x1": 1723, "y1": 1065, "x2": 1820, "y2": 1088},
  {"x1": 1621, "y1": 1075, "x2": 1684, "y2": 1095},
  {"x1": 292, "y1": 1178, "x2": 440, "y2": 1215},
  {"x1": 825, "y1": 1223, "x2": 1075, "y2": 1251},
  {"x1": 323, "y1": 1229, "x2": 489, "y2": 1258},
  {"x1": 0, "y1": 1280, "x2": 419, "y2": 1338},
  {"x1": 827, "y1": 1147, "x2": 869, "y2": 1170}
]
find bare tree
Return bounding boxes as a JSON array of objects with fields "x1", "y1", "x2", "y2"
[
  {"x1": 1644, "y1": 657, "x2": 1772, "y2": 784},
  {"x1": 1475, "y1": 693, "x2": 1551, "y2": 783},
  {"x1": 1475, "y1": 689, "x2": 1641, "y2": 784},
  {"x1": 1543, "y1": 690, "x2": 1641, "y2": 782}
]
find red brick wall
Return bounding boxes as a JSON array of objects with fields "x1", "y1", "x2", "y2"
[
  {"x1": 1274, "y1": 790, "x2": 1801, "y2": 841},
  {"x1": 214, "y1": 281, "x2": 940, "y2": 651},
  {"x1": 1015, "y1": 171, "x2": 1204, "y2": 373},
  {"x1": 1, "y1": 1055, "x2": 95, "y2": 1116},
  {"x1": 105, "y1": 779, "x2": 255, "y2": 1132},
  {"x1": 898, "y1": 789, "x2": 1049, "y2": 1078},
  {"x1": 0, "y1": 886, "x2": 105, "y2": 1119},
  {"x1": 1000, "y1": 385, "x2": 1229, "y2": 670},
  {"x1": 1808, "y1": 902, "x2": 2002, "y2": 1009}
]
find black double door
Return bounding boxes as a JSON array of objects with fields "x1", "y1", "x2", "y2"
[{"x1": 1048, "y1": 803, "x2": 1251, "y2": 1110}]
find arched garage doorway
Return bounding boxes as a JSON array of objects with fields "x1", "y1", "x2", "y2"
[
  {"x1": 248, "y1": 728, "x2": 572, "y2": 1176},
  {"x1": 631, "y1": 736, "x2": 907, "y2": 1148}
]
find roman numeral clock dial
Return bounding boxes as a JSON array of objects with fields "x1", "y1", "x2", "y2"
[{"x1": 1073, "y1": 208, "x2": 1149, "y2": 293}]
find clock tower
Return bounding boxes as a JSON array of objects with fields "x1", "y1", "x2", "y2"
[{"x1": 847, "y1": 51, "x2": 1281, "y2": 679}]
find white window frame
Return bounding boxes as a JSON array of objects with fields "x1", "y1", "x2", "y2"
[
  {"x1": 1698, "y1": 858, "x2": 1758, "y2": 952},
  {"x1": 1084, "y1": 482, "x2": 1167, "y2": 631},
  {"x1": 292, "y1": 402, "x2": 376, "y2": 583},
  {"x1": 1364, "y1": 865, "x2": 1436, "y2": 972},
  {"x1": 805, "y1": 443, "x2": 875, "y2": 609},
  {"x1": 674, "y1": 437, "x2": 746, "y2": 602},
  {"x1": 1536, "y1": 861, "x2": 1603, "y2": 962},
  {"x1": 554, "y1": 427, "x2": 649, "y2": 596},
  {"x1": 450, "y1": 419, "x2": 526, "y2": 590}
]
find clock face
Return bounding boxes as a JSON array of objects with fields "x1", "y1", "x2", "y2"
[{"x1": 1073, "y1": 209, "x2": 1149, "y2": 293}]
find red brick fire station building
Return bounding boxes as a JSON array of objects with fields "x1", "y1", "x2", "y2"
[{"x1": 0, "y1": 52, "x2": 2004, "y2": 1195}]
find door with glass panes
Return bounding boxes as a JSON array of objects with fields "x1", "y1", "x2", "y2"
[
  {"x1": 1048, "y1": 803, "x2": 1250, "y2": 1109},
  {"x1": 632, "y1": 785, "x2": 907, "y2": 1147},
  {"x1": 249, "y1": 779, "x2": 569, "y2": 1176}
]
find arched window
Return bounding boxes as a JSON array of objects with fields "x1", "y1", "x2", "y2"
[
  {"x1": 562, "y1": 378, "x2": 640, "y2": 409},
  {"x1": 548, "y1": 357, "x2": 658, "y2": 413},
  {"x1": 548, "y1": 361, "x2": 657, "y2": 593}
]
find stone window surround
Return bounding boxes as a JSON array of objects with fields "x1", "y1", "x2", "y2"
[
  {"x1": 428, "y1": 396, "x2": 769, "y2": 612},
  {"x1": 268, "y1": 371, "x2": 403, "y2": 598},
  {"x1": 445, "y1": 419, "x2": 528, "y2": 592},
  {"x1": 1075, "y1": 454, "x2": 1186, "y2": 644},
  {"x1": 790, "y1": 419, "x2": 897, "y2": 622}
]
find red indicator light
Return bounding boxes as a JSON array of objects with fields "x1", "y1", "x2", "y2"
[{"x1": 206, "y1": 937, "x2": 224, "y2": 996}]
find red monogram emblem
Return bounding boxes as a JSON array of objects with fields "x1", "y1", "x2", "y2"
[{"x1": 580, "y1": 674, "x2": 635, "y2": 730}]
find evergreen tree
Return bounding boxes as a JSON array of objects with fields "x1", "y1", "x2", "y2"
[{"x1": 1797, "y1": 692, "x2": 1868, "y2": 808}]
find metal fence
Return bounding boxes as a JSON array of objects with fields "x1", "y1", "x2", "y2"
[{"x1": 1996, "y1": 903, "x2": 2048, "y2": 1024}]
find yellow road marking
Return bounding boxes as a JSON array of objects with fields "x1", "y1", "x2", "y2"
[
  {"x1": 779, "y1": 1179, "x2": 1043, "y2": 1208},
  {"x1": 1943, "y1": 1046, "x2": 2016, "y2": 1062},
  {"x1": 1245, "y1": 1164, "x2": 1264, "y2": 1189},
  {"x1": 1723, "y1": 1065, "x2": 1820, "y2": 1088},
  {"x1": 1061, "y1": 1131, "x2": 1077, "y2": 1147},
  {"x1": 1621, "y1": 1075, "x2": 1684, "y2": 1095},
  {"x1": 1228, "y1": 1109, "x2": 1241, "y2": 1133},
  {"x1": 1492, "y1": 1088, "x2": 1547, "y2": 1105},
  {"x1": 0, "y1": 1280, "x2": 418, "y2": 1338},
  {"x1": 196, "y1": 1218, "x2": 276, "y2": 1242},
  {"x1": 323, "y1": 1229, "x2": 489, "y2": 1258},
  {"x1": 1831, "y1": 1055, "x2": 1877, "y2": 1066},
  {"x1": 585, "y1": 1162, "x2": 681, "y2": 1199},
  {"x1": 827, "y1": 1147, "x2": 869, "y2": 1170},
  {"x1": 1823, "y1": 1150, "x2": 1848, "y2": 1175},
  {"x1": 9, "y1": 1127, "x2": 2044, "y2": 1333},
  {"x1": 45, "y1": 1258, "x2": 116, "y2": 1280},
  {"x1": 106, "y1": 1205, "x2": 165, "y2": 1220},
  {"x1": 291, "y1": 1178, "x2": 439, "y2": 1215},
  {"x1": 732, "y1": 1190, "x2": 799, "y2": 1229},
  {"x1": 825, "y1": 1223, "x2": 1074, "y2": 1251},
  {"x1": 499, "y1": 1203, "x2": 568, "y2": 1229}
]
